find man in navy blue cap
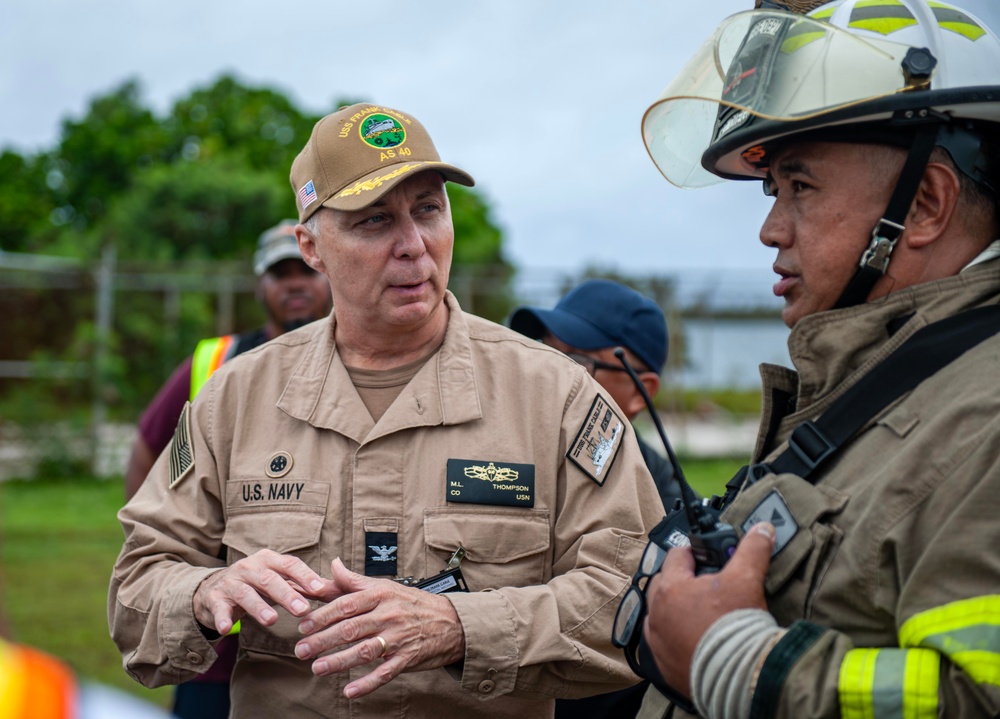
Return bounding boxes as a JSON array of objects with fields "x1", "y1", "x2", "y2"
[
  {"x1": 510, "y1": 278, "x2": 682, "y2": 515},
  {"x1": 511, "y1": 279, "x2": 684, "y2": 719}
]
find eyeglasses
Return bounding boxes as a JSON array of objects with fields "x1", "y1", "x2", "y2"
[
  {"x1": 612, "y1": 533, "x2": 667, "y2": 663},
  {"x1": 566, "y1": 352, "x2": 642, "y2": 377},
  {"x1": 611, "y1": 514, "x2": 700, "y2": 715}
]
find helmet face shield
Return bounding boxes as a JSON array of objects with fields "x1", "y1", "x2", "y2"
[{"x1": 642, "y1": 9, "x2": 928, "y2": 188}]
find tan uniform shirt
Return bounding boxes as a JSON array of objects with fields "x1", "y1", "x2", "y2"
[{"x1": 110, "y1": 293, "x2": 663, "y2": 718}]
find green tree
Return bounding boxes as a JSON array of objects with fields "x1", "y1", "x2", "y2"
[
  {"x1": 0, "y1": 151, "x2": 57, "y2": 253},
  {"x1": 53, "y1": 80, "x2": 170, "y2": 234},
  {"x1": 448, "y1": 184, "x2": 514, "y2": 321},
  {"x1": 166, "y1": 76, "x2": 328, "y2": 173},
  {"x1": 102, "y1": 157, "x2": 288, "y2": 262},
  {"x1": 0, "y1": 75, "x2": 514, "y2": 445}
]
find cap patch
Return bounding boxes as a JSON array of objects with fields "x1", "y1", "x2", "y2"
[
  {"x1": 360, "y1": 113, "x2": 406, "y2": 149},
  {"x1": 169, "y1": 402, "x2": 194, "y2": 488},
  {"x1": 567, "y1": 394, "x2": 627, "y2": 486},
  {"x1": 298, "y1": 180, "x2": 317, "y2": 210}
]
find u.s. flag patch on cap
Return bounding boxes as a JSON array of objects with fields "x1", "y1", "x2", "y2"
[{"x1": 298, "y1": 180, "x2": 317, "y2": 210}]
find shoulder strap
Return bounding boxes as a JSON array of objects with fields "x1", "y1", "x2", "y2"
[{"x1": 725, "y1": 304, "x2": 1000, "y2": 501}]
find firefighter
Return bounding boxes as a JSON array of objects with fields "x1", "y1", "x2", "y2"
[{"x1": 634, "y1": 1, "x2": 1000, "y2": 717}]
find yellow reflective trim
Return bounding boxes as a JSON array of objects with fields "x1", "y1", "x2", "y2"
[
  {"x1": 900, "y1": 596, "x2": 1000, "y2": 688},
  {"x1": 900, "y1": 596, "x2": 1000, "y2": 646},
  {"x1": 840, "y1": 648, "x2": 878, "y2": 719},
  {"x1": 929, "y1": 2, "x2": 986, "y2": 40},
  {"x1": 937, "y1": 22, "x2": 986, "y2": 41},
  {"x1": 849, "y1": 18, "x2": 917, "y2": 35},
  {"x1": 903, "y1": 649, "x2": 939, "y2": 719},
  {"x1": 781, "y1": 30, "x2": 828, "y2": 53},
  {"x1": 0, "y1": 639, "x2": 27, "y2": 715},
  {"x1": 840, "y1": 648, "x2": 939, "y2": 719},
  {"x1": 811, "y1": 6, "x2": 836, "y2": 19},
  {"x1": 854, "y1": 0, "x2": 906, "y2": 6},
  {"x1": 190, "y1": 335, "x2": 235, "y2": 400},
  {"x1": 949, "y1": 650, "x2": 1000, "y2": 685}
]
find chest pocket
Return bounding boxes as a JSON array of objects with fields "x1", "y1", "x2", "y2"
[
  {"x1": 222, "y1": 479, "x2": 329, "y2": 565},
  {"x1": 222, "y1": 480, "x2": 329, "y2": 658},
  {"x1": 223, "y1": 509, "x2": 325, "y2": 562},
  {"x1": 722, "y1": 473, "x2": 848, "y2": 621},
  {"x1": 423, "y1": 508, "x2": 551, "y2": 591}
]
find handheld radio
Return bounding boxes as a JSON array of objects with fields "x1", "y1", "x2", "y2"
[{"x1": 614, "y1": 349, "x2": 738, "y2": 573}]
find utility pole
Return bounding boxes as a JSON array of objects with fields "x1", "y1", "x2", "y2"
[{"x1": 92, "y1": 244, "x2": 116, "y2": 475}]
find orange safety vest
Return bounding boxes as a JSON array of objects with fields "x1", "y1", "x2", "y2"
[
  {"x1": 189, "y1": 334, "x2": 239, "y2": 401},
  {"x1": 0, "y1": 638, "x2": 77, "y2": 719}
]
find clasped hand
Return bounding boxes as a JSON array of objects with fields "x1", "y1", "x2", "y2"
[{"x1": 193, "y1": 554, "x2": 465, "y2": 699}]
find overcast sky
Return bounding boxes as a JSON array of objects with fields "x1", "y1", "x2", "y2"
[{"x1": 2, "y1": 0, "x2": 996, "y2": 294}]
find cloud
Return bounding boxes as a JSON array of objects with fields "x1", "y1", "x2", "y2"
[{"x1": 1, "y1": 0, "x2": 995, "y2": 280}]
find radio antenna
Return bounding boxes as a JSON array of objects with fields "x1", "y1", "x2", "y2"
[{"x1": 614, "y1": 348, "x2": 715, "y2": 534}]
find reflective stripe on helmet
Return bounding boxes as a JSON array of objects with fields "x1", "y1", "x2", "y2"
[{"x1": 643, "y1": 0, "x2": 1000, "y2": 188}]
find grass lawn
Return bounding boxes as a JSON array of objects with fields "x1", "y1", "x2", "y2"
[
  {"x1": 0, "y1": 458, "x2": 744, "y2": 706},
  {"x1": 0, "y1": 476, "x2": 174, "y2": 707}
]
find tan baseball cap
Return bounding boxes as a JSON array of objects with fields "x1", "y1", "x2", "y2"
[
  {"x1": 253, "y1": 220, "x2": 302, "y2": 276},
  {"x1": 289, "y1": 103, "x2": 476, "y2": 222}
]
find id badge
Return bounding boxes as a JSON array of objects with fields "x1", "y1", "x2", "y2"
[{"x1": 414, "y1": 566, "x2": 469, "y2": 594}]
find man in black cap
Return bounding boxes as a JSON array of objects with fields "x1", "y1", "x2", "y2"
[{"x1": 511, "y1": 279, "x2": 684, "y2": 718}]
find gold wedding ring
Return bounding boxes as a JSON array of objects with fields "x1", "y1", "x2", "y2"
[{"x1": 375, "y1": 635, "x2": 388, "y2": 658}]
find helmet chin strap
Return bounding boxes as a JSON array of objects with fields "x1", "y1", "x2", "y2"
[{"x1": 833, "y1": 121, "x2": 942, "y2": 309}]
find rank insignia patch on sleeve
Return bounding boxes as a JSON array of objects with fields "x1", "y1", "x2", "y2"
[
  {"x1": 169, "y1": 402, "x2": 195, "y2": 488},
  {"x1": 567, "y1": 394, "x2": 627, "y2": 486}
]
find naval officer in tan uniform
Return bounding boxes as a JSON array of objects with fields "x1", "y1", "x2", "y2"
[{"x1": 109, "y1": 103, "x2": 664, "y2": 718}]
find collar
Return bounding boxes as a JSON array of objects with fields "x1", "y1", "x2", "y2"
[
  {"x1": 277, "y1": 292, "x2": 483, "y2": 444},
  {"x1": 785, "y1": 263, "x2": 1000, "y2": 415},
  {"x1": 962, "y1": 239, "x2": 1000, "y2": 272}
]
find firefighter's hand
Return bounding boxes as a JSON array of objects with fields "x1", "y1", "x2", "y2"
[{"x1": 643, "y1": 522, "x2": 775, "y2": 699}]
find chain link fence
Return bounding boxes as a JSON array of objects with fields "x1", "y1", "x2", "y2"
[{"x1": 0, "y1": 251, "x2": 784, "y2": 479}]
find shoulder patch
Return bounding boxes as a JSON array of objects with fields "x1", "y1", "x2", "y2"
[
  {"x1": 169, "y1": 402, "x2": 195, "y2": 488},
  {"x1": 567, "y1": 394, "x2": 627, "y2": 486}
]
